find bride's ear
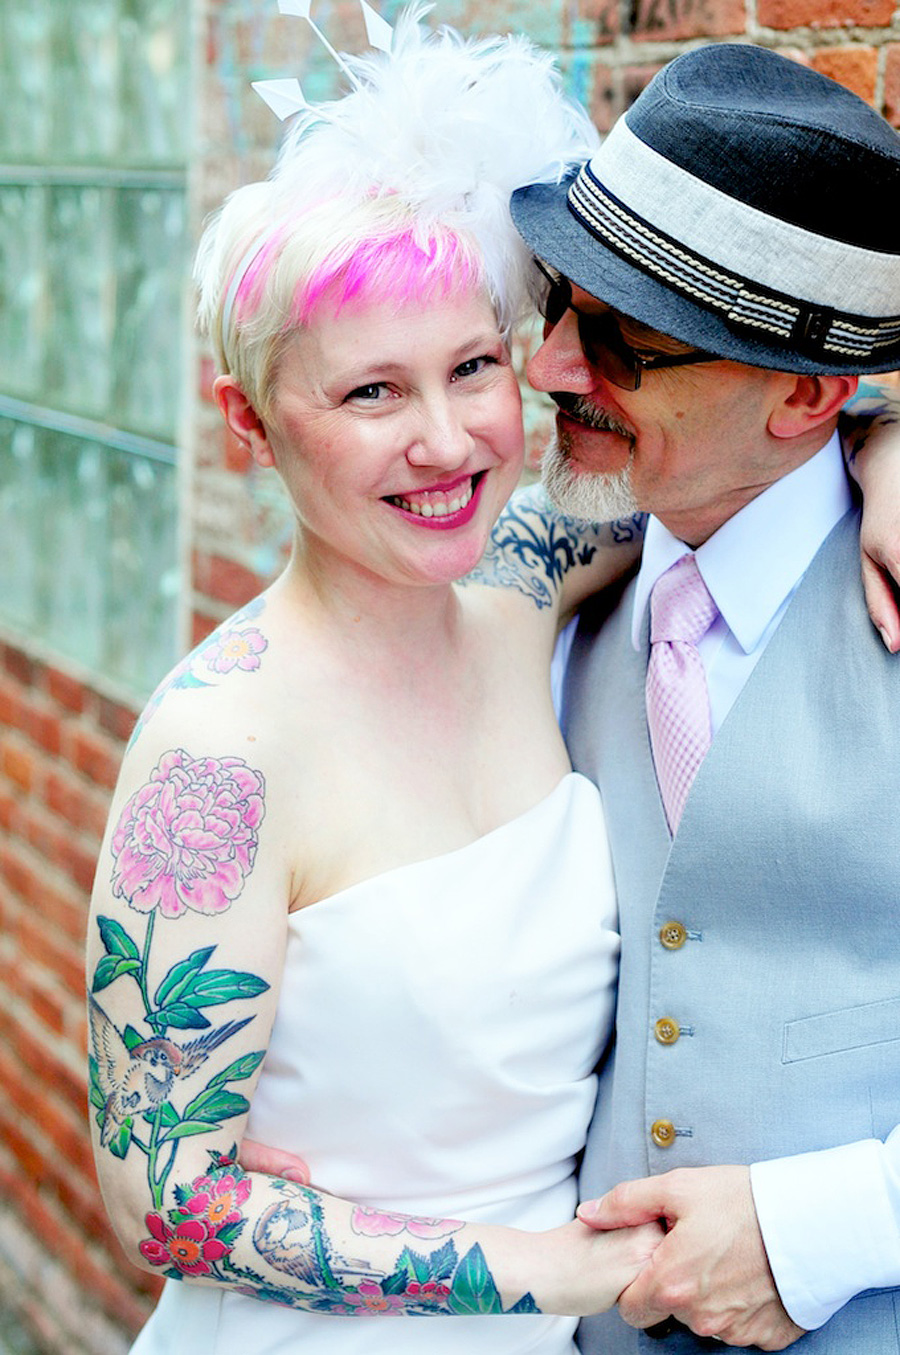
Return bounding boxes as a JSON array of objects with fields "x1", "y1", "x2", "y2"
[{"x1": 213, "y1": 376, "x2": 276, "y2": 468}]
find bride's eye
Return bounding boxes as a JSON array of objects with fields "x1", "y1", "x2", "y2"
[
  {"x1": 452, "y1": 355, "x2": 496, "y2": 381},
  {"x1": 345, "y1": 383, "x2": 389, "y2": 402}
]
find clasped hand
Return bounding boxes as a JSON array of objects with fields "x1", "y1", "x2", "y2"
[{"x1": 578, "y1": 1164, "x2": 805, "y2": 1349}]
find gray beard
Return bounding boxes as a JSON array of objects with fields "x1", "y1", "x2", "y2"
[{"x1": 541, "y1": 432, "x2": 640, "y2": 523}]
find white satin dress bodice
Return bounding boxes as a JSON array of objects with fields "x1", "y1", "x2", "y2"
[{"x1": 132, "y1": 772, "x2": 619, "y2": 1354}]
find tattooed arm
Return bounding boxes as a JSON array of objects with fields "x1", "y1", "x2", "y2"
[
  {"x1": 840, "y1": 377, "x2": 900, "y2": 652},
  {"x1": 88, "y1": 732, "x2": 660, "y2": 1319},
  {"x1": 461, "y1": 481, "x2": 645, "y2": 627}
]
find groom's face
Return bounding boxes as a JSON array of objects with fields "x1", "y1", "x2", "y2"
[{"x1": 526, "y1": 281, "x2": 788, "y2": 546}]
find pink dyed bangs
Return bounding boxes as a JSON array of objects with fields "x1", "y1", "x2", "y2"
[{"x1": 295, "y1": 229, "x2": 483, "y2": 325}]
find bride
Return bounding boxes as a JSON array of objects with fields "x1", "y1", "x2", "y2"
[{"x1": 87, "y1": 9, "x2": 900, "y2": 1353}]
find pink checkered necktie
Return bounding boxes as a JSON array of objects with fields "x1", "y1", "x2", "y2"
[{"x1": 645, "y1": 554, "x2": 719, "y2": 834}]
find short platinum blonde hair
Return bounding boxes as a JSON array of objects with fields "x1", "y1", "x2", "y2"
[{"x1": 194, "y1": 6, "x2": 598, "y2": 416}]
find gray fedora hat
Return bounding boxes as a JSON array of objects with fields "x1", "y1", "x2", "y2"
[{"x1": 511, "y1": 43, "x2": 900, "y2": 374}]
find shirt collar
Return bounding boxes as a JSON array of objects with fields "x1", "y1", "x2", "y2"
[{"x1": 632, "y1": 432, "x2": 853, "y2": 654}]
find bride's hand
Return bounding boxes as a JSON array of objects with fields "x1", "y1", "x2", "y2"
[
  {"x1": 520, "y1": 1216, "x2": 664, "y2": 1316},
  {"x1": 238, "y1": 1137, "x2": 311, "y2": 1185}
]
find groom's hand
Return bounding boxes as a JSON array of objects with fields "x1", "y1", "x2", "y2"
[
  {"x1": 238, "y1": 1138, "x2": 311, "y2": 1185},
  {"x1": 578, "y1": 1165, "x2": 805, "y2": 1350}
]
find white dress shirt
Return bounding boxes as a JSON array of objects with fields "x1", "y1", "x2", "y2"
[{"x1": 630, "y1": 432, "x2": 900, "y2": 1330}]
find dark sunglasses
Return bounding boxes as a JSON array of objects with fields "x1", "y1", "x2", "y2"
[{"x1": 533, "y1": 259, "x2": 720, "y2": 391}]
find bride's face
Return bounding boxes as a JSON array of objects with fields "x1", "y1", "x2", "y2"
[{"x1": 258, "y1": 284, "x2": 525, "y2": 591}]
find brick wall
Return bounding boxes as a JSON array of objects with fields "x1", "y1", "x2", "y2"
[
  {"x1": 1, "y1": 0, "x2": 898, "y2": 1351},
  {"x1": 0, "y1": 639, "x2": 157, "y2": 1352}
]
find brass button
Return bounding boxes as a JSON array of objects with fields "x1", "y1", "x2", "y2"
[
  {"x1": 659, "y1": 920, "x2": 687, "y2": 950},
  {"x1": 654, "y1": 1017, "x2": 680, "y2": 1045},
  {"x1": 650, "y1": 1118, "x2": 676, "y2": 1148}
]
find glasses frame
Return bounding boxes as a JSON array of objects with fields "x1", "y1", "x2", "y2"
[{"x1": 533, "y1": 259, "x2": 720, "y2": 391}]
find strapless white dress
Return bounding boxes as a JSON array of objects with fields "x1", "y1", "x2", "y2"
[{"x1": 131, "y1": 772, "x2": 618, "y2": 1354}]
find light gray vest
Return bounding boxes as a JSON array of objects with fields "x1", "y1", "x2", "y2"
[{"x1": 564, "y1": 510, "x2": 900, "y2": 1353}]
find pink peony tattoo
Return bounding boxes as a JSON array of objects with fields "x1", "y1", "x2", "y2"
[{"x1": 111, "y1": 750, "x2": 266, "y2": 918}]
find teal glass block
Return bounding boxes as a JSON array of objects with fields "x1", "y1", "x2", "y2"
[
  {"x1": 0, "y1": 186, "x2": 46, "y2": 401},
  {"x1": 119, "y1": 0, "x2": 191, "y2": 165},
  {"x1": 50, "y1": 0, "x2": 119, "y2": 164},
  {"x1": 103, "y1": 448, "x2": 179, "y2": 691},
  {"x1": 0, "y1": 0, "x2": 52, "y2": 162},
  {"x1": 113, "y1": 188, "x2": 188, "y2": 439},
  {"x1": 44, "y1": 185, "x2": 115, "y2": 419},
  {"x1": 37, "y1": 430, "x2": 109, "y2": 671},
  {"x1": 0, "y1": 418, "x2": 179, "y2": 695},
  {"x1": 0, "y1": 419, "x2": 42, "y2": 631}
]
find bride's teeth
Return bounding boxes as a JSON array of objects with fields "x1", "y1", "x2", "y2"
[{"x1": 391, "y1": 477, "x2": 475, "y2": 516}]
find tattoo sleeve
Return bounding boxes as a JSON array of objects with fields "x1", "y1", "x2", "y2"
[
  {"x1": 462, "y1": 482, "x2": 645, "y2": 609},
  {"x1": 88, "y1": 749, "x2": 542, "y2": 1318}
]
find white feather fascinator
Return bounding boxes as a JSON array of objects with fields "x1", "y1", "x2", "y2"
[{"x1": 199, "y1": 4, "x2": 598, "y2": 392}]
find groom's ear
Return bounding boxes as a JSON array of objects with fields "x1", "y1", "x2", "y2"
[{"x1": 767, "y1": 375, "x2": 858, "y2": 440}]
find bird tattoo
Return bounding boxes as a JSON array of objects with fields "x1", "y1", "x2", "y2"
[{"x1": 89, "y1": 997, "x2": 252, "y2": 1146}]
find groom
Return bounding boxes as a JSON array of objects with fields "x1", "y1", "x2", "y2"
[{"x1": 510, "y1": 41, "x2": 900, "y2": 1353}]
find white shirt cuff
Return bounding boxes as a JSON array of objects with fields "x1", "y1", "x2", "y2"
[{"x1": 750, "y1": 1137, "x2": 900, "y2": 1331}]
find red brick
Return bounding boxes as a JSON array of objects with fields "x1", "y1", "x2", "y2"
[
  {"x1": 58, "y1": 834, "x2": 101, "y2": 894},
  {"x1": 191, "y1": 610, "x2": 221, "y2": 647},
  {"x1": 44, "y1": 769, "x2": 110, "y2": 840},
  {"x1": 810, "y1": 45, "x2": 878, "y2": 102},
  {"x1": 193, "y1": 549, "x2": 264, "y2": 608},
  {"x1": 758, "y1": 0, "x2": 893, "y2": 26},
  {"x1": 25, "y1": 974, "x2": 67, "y2": 1035},
  {"x1": 884, "y1": 43, "x2": 900, "y2": 124},
  {"x1": 199, "y1": 353, "x2": 218, "y2": 403},
  {"x1": 8, "y1": 1024, "x2": 87, "y2": 1119},
  {"x1": 2, "y1": 643, "x2": 36, "y2": 688},
  {"x1": 37, "y1": 877, "x2": 87, "y2": 945},
  {"x1": 0, "y1": 676, "x2": 26, "y2": 729},
  {"x1": 631, "y1": 0, "x2": 746, "y2": 41},
  {"x1": 623, "y1": 62, "x2": 664, "y2": 109},
  {"x1": 67, "y1": 728, "x2": 123, "y2": 791},
  {"x1": 96, "y1": 694, "x2": 139, "y2": 744},
  {"x1": 584, "y1": 60, "x2": 617, "y2": 133},
  {"x1": 45, "y1": 665, "x2": 88, "y2": 714},
  {"x1": 1, "y1": 739, "x2": 36, "y2": 792},
  {"x1": 22, "y1": 702, "x2": 63, "y2": 756},
  {"x1": 0, "y1": 1153, "x2": 157, "y2": 1330},
  {"x1": 19, "y1": 910, "x2": 86, "y2": 995},
  {"x1": 0, "y1": 843, "x2": 39, "y2": 903},
  {"x1": 0, "y1": 787, "x2": 18, "y2": 831}
]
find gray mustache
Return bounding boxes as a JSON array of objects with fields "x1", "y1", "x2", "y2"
[{"x1": 550, "y1": 393, "x2": 632, "y2": 439}]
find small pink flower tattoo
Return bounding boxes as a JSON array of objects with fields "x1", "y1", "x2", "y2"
[
  {"x1": 110, "y1": 749, "x2": 266, "y2": 918},
  {"x1": 202, "y1": 628, "x2": 268, "y2": 675}
]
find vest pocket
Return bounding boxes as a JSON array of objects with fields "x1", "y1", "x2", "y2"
[{"x1": 783, "y1": 996, "x2": 900, "y2": 1064}]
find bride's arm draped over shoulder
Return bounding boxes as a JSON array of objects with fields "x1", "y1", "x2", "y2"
[
  {"x1": 840, "y1": 378, "x2": 900, "y2": 652},
  {"x1": 87, "y1": 668, "x2": 660, "y2": 1322},
  {"x1": 461, "y1": 481, "x2": 645, "y2": 628}
]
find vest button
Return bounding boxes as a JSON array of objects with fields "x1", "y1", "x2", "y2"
[
  {"x1": 650, "y1": 1118, "x2": 676, "y2": 1148},
  {"x1": 659, "y1": 921, "x2": 687, "y2": 950},
  {"x1": 654, "y1": 1017, "x2": 680, "y2": 1044}
]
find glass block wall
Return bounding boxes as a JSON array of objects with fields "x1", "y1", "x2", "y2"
[{"x1": 0, "y1": 0, "x2": 191, "y2": 695}]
